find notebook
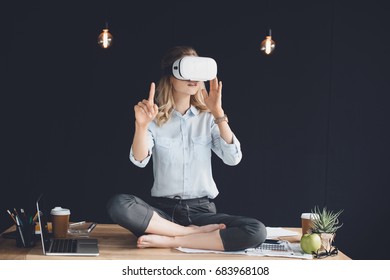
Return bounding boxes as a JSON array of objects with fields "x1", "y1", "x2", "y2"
[{"x1": 36, "y1": 194, "x2": 99, "y2": 256}]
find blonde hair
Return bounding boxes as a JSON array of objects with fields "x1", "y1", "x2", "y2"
[{"x1": 155, "y1": 46, "x2": 209, "y2": 126}]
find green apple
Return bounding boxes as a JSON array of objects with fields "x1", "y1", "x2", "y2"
[{"x1": 300, "y1": 233, "x2": 322, "y2": 254}]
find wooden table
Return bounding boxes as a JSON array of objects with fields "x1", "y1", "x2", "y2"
[{"x1": 0, "y1": 224, "x2": 351, "y2": 260}]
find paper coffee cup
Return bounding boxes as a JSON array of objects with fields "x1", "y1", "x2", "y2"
[
  {"x1": 301, "y1": 213, "x2": 318, "y2": 235},
  {"x1": 51, "y1": 207, "x2": 71, "y2": 238}
]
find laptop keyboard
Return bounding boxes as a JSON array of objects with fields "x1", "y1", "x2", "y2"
[{"x1": 50, "y1": 239, "x2": 78, "y2": 253}]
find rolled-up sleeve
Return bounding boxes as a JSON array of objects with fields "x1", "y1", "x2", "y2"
[
  {"x1": 211, "y1": 125, "x2": 242, "y2": 166},
  {"x1": 129, "y1": 127, "x2": 154, "y2": 168}
]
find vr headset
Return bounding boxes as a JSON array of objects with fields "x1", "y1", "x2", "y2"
[{"x1": 170, "y1": 56, "x2": 217, "y2": 82}]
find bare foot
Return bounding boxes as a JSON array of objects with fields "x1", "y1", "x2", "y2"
[
  {"x1": 137, "y1": 234, "x2": 175, "y2": 248},
  {"x1": 138, "y1": 227, "x2": 226, "y2": 250},
  {"x1": 137, "y1": 225, "x2": 226, "y2": 248}
]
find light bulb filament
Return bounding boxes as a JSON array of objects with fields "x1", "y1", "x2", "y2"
[
  {"x1": 103, "y1": 30, "x2": 109, "y2": 48},
  {"x1": 265, "y1": 36, "x2": 272, "y2": 55}
]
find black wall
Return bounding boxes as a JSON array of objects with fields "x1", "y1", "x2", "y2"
[{"x1": 2, "y1": 0, "x2": 389, "y2": 260}]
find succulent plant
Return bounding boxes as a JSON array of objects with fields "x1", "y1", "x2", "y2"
[{"x1": 310, "y1": 206, "x2": 344, "y2": 234}]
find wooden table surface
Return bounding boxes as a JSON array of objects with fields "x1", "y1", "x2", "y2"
[{"x1": 0, "y1": 224, "x2": 351, "y2": 260}]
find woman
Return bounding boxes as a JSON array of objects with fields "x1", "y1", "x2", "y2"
[{"x1": 107, "y1": 46, "x2": 267, "y2": 251}]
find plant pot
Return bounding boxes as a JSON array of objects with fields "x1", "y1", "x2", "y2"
[{"x1": 319, "y1": 233, "x2": 335, "y2": 252}]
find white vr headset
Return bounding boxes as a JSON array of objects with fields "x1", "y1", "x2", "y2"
[{"x1": 171, "y1": 56, "x2": 217, "y2": 82}]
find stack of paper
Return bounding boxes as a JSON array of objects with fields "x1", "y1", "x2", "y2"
[{"x1": 265, "y1": 227, "x2": 299, "y2": 238}]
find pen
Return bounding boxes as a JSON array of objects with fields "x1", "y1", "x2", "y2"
[
  {"x1": 87, "y1": 223, "x2": 97, "y2": 233},
  {"x1": 264, "y1": 239, "x2": 282, "y2": 244},
  {"x1": 32, "y1": 211, "x2": 39, "y2": 222},
  {"x1": 15, "y1": 216, "x2": 26, "y2": 247},
  {"x1": 20, "y1": 208, "x2": 28, "y2": 225},
  {"x1": 6, "y1": 210, "x2": 17, "y2": 224},
  {"x1": 13, "y1": 208, "x2": 23, "y2": 227}
]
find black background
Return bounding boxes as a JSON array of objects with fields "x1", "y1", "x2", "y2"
[{"x1": 2, "y1": 0, "x2": 389, "y2": 260}]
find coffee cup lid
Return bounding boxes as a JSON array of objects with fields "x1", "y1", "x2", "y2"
[
  {"x1": 50, "y1": 207, "x2": 70, "y2": 215},
  {"x1": 301, "y1": 213, "x2": 319, "y2": 219}
]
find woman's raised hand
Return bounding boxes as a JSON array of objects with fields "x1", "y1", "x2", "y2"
[
  {"x1": 201, "y1": 77, "x2": 224, "y2": 118},
  {"x1": 134, "y1": 82, "x2": 159, "y2": 127}
]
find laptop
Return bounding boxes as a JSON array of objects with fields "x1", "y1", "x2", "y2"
[{"x1": 36, "y1": 194, "x2": 99, "y2": 256}]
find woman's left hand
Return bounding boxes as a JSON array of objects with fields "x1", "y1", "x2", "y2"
[{"x1": 201, "y1": 77, "x2": 224, "y2": 117}]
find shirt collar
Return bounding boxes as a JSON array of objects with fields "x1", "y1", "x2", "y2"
[
  {"x1": 189, "y1": 105, "x2": 200, "y2": 116},
  {"x1": 173, "y1": 105, "x2": 200, "y2": 118}
]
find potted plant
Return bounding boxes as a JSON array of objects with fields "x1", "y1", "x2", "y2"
[{"x1": 310, "y1": 206, "x2": 344, "y2": 252}]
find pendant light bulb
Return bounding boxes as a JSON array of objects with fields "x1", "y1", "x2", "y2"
[
  {"x1": 98, "y1": 23, "x2": 113, "y2": 49},
  {"x1": 260, "y1": 29, "x2": 275, "y2": 55}
]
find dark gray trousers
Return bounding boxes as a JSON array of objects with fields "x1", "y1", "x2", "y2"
[{"x1": 106, "y1": 194, "x2": 267, "y2": 251}]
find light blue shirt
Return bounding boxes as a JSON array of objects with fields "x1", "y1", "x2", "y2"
[{"x1": 130, "y1": 106, "x2": 242, "y2": 199}]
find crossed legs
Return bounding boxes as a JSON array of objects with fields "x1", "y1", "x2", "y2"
[
  {"x1": 137, "y1": 211, "x2": 226, "y2": 250},
  {"x1": 107, "y1": 194, "x2": 266, "y2": 251}
]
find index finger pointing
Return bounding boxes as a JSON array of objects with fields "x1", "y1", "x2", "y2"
[{"x1": 148, "y1": 82, "x2": 155, "y2": 103}]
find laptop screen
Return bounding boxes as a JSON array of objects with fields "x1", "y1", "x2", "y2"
[{"x1": 36, "y1": 194, "x2": 52, "y2": 254}]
